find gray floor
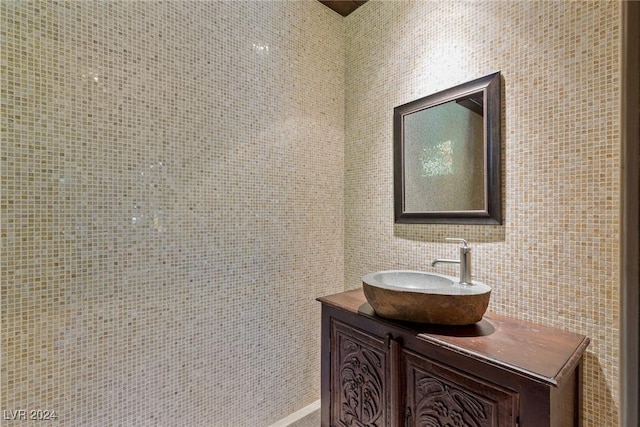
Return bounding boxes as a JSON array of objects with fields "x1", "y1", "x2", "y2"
[{"x1": 287, "y1": 409, "x2": 320, "y2": 427}]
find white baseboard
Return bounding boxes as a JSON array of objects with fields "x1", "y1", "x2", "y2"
[{"x1": 268, "y1": 399, "x2": 321, "y2": 427}]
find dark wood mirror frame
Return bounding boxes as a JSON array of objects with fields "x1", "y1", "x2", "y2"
[{"x1": 394, "y1": 72, "x2": 502, "y2": 224}]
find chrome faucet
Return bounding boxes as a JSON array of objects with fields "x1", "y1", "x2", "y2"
[{"x1": 431, "y1": 238, "x2": 473, "y2": 285}]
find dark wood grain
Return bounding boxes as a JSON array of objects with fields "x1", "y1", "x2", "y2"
[
  {"x1": 319, "y1": 289, "x2": 590, "y2": 427},
  {"x1": 403, "y1": 349, "x2": 518, "y2": 426},
  {"x1": 318, "y1": 0, "x2": 367, "y2": 17},
  {"x1": 319, "y1": 289, "x2": 589, "y2": 386},
  {"x1": 331, "y1": 320, "x2": 391, "y2": 426}
]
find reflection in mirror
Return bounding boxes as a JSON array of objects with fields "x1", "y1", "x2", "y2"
[
  {"x1": 404, "y1": 95, "x2": 485, "y2": 212},
  {"x1": 394, "y1": 72, "x2": 501, "y2": 224}
]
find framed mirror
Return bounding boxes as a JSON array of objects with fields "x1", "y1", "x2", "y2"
[{"x1": 393, "y1": 72, "x2": 502, "y2": 224}]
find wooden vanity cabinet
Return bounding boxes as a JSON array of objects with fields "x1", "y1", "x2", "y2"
[{"x1": 319, "y1": 290, "x2": 590, "y2": 427}]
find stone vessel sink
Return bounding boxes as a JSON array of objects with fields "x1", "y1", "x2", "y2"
[{"x1": 362, "y1": 270, "x2": 491, "y2": 325}]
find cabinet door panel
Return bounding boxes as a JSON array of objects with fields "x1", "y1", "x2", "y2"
[
  {"x1": 403, "y1": 350, "x2": 518, "y2": 427},
  {"x1": 331, "y1": 320, "x2": 391, "y2": 427}
]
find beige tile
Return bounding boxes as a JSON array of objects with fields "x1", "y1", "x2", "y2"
[
  {"x1": 1, "y1": 0, "x2": 344, "y2": 424},
  {"x1": 344, "y1": 1, "x2": 621, "y2": 425}
]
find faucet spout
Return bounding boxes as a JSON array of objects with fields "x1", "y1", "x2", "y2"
[{"x1": 431, "y1": 258, "x2": 459, "y2": 267}]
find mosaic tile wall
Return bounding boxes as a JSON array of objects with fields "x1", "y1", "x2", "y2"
[
  {"x1": 1, "y1": 1, "x2": 344, "y2": 425},
  {"x1": 344, "y1": 1, "x2": 621, "y2": 426}
]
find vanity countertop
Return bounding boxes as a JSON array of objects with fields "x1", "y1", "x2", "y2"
[{"x1": 318, "y1": 289, "x2": 590, "y2": 387}]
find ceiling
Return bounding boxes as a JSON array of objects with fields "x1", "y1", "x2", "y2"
[{"x1": 318, "y1": 0, "x2": 368, "y2": 17}]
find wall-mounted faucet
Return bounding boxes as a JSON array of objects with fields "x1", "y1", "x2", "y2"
[{"x1": 431, "y1": 238, "x2": 473, "y2": 285}]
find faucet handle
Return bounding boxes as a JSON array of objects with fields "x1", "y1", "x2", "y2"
[{"x1": 445, "y1": 237, "x2": 469, "y2": 248}]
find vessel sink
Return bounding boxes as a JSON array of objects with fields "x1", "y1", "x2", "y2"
[{"x1": 362, "y1": 270, "x2": 491, "y2": 325}]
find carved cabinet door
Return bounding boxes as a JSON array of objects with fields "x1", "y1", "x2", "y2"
[
  {"x1": 330, "y1": 320, "x2": 393, "y2": 427},
  {"x1": 402, "y1": 350, "x2": 519, "y2": 427}
]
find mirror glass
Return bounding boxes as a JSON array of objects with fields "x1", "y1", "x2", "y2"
[{"x1": 394, "y1": 72, "x2": 501, "y2": 224}]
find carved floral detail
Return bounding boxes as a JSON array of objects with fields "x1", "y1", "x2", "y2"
[
  {"x1": 339, "y1": 338, "x2": 384, "y2": 426},
  {"x1": 414, "y1": 375, "x2": 489, "y2": 427}
]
